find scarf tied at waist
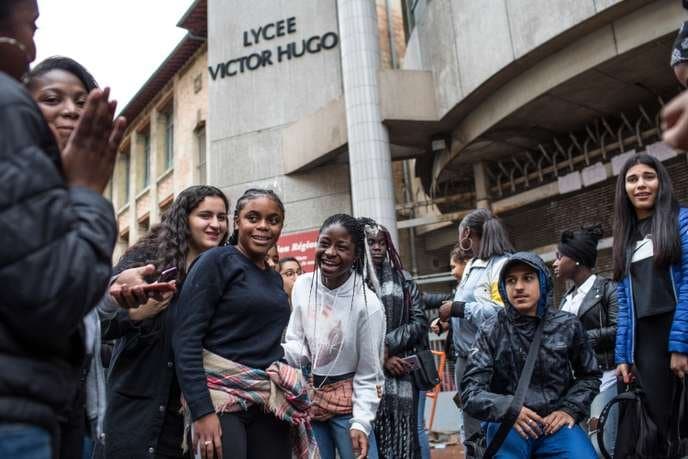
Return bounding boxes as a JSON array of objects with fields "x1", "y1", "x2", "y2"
[
  {"x1": 308, "y1": 373, "x2": 354, "y2": 422},
  {"x1": 185, "y1": 349, "x2": 319, "y2": 459}
]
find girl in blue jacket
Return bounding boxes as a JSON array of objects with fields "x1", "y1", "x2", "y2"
[{"x1": 612, "y1": 153, "x2": 688, "y2": 436}]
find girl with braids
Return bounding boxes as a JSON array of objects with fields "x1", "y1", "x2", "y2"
[
  {"x1": 437, "y1": 208, "x2": 513, "y2": 459},
  {"x1": 358, "y1": 217, "x2": 428, "y2": 459},
  {"x1": 174, "y1": 189, "x2": 316, "y2": 459},
  {"x1": 613, "y1": 154, "x2": 688, "y2": 455},
  {"x1": 100, "y1": 185, "x2": 229, "y2": 459},
  {"x1": 283, "y1": 214, "x2": 386, "y2": 459}
]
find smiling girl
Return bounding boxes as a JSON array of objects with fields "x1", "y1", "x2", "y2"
[
  {"x1": 174, "y1": 189, "x2": 315, "y2": 459},
  {"x1": 613, "y1": 154, "x2": 688, "y2": 452},
  {"x1": 283, "y1": 214, "x2": 386, "y2": 459},
  {"x1": 27, "y1": 56, "x2": 94, "y2": 151},
  {"x1": 101, "y1": 185, "x2": 229, "y2": 458}
]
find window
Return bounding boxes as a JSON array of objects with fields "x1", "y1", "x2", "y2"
[
  {"x1": 118, "y1": 150, "x2": 130, "y2": 206},
  {"x1": 142, "y1": 132, "x2": 151, "y2": 188},
  {"x1": 196, "y1": 126, "x2": 207, "y2": 184},
  {"x1": 164, "y1": 111, "x2": 174, "y2": 170},
  {"x1": 138, "y1": 217, "x2": 150, "y2": 237}
]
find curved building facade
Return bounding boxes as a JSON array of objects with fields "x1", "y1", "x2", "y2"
[{"x1": 206, "y1": 0, "x2": 687, "y2": 296}]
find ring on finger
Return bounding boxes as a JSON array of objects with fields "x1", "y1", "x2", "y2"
[{"x1": 204, "y1": 440, "x2": 212, "y2": 446}]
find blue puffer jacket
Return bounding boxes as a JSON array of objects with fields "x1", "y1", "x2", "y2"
[{"x1": 615, "y1": 207, "x2": 688, "y2": 365}]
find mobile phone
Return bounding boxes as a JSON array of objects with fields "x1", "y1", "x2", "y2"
[
  {"x1": 157, "y1": 267, "x2": 178, "y2": 283},
  {"x1": 401, "y1": 354, "x2": 421, "y2": 372}
]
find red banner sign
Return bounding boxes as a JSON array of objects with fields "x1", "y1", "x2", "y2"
[{"x1": 276, "y1": 229, "x2": 320, "y2": 272}]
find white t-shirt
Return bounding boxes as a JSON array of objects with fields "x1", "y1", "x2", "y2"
[
  {"x1": 561, "y1": 274, "x2": 615, "y2": 391},
  {"x1": 561, "y1": 274, "x2": 597, "y2": 316}
]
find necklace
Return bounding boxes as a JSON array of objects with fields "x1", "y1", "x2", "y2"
[{"x1": 310, "y1": 270, "x2": 355, "y2": 391}]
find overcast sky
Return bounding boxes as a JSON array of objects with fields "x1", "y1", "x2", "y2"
[{"x1": 34, "y1": 0, "x2": 194, "y2": 111}]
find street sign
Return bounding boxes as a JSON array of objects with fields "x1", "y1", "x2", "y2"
[{"x1": 276, "y1": 229, "x2": 320, "y2": 272}]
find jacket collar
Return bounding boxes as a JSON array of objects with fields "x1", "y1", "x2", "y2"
[{"x1": 577, "y1": 275, "x2": 604, "y2": 318}]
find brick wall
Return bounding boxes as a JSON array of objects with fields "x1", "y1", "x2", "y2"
[{"x1": 501, "y1": 155, "x2": 688, "y2": 301}]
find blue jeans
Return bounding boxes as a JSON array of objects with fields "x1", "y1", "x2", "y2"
[
  {"x1": 418, "y1": 391, "x2": 431, "y2": 459},
  {"x1": 0, "y1": 423, "x2": 52, "y2": 459},
  {"x1": 485, "y1": 422, "x2": 596, "y2": 458},
  {"x1": 312, "y1": 415, "x2": 378, "y2": 459},
  {"x1": 590, "y1": 384, "x2": 618, "y2": 458}
]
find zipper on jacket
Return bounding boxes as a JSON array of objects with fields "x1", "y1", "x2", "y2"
[{"x1": 628, "y1": 275, "x2": 635, "y2": 365}]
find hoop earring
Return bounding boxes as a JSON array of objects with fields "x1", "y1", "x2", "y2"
[
  {"x1": 0, "y1": 37, "x2": 27, "y2": 53},
  {"x1": 459, "y1": 235, "x2": 472, "y2": 252}
]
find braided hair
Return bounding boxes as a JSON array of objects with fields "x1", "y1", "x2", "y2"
[
  {"x1": 318, "y1": 214, "x2": 366, "y2": 274},
  {"x1": 358, "y1": 217, "x2": 404, "y2": 272},
  {"x1": 227, "y1": 188, "x2": 285, "y2": 246},
  {"x1": 155, "y1": 185, "x2": 229, "y2": 284}
]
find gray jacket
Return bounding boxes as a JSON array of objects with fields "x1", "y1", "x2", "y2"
[{"x1": 451, "y1": 256, "x2": 508, "y2": 357}]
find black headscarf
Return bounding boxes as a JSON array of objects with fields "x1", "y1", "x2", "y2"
[{"x1": 558, "y1": 224, "x2": 603, "y2": 269}]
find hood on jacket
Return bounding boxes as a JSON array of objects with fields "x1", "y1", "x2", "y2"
[{"x1": 498, "y1": 251, "x2": 552, "y2": 318}]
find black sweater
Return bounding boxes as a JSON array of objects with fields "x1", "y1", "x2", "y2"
[{"x1": 173, "y1": 245, "x2": 291, "y2": 421}]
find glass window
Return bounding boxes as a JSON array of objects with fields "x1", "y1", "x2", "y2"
[
  {"x1": 118, "y1": 150, "x2": 130, "y2": 206},
  {"x1": 142, "y1": 133, "x2": 151, "y2": 188},
  {"x1": 196, "y1": 126, "x2": 207, "y2": 184},
  {"x1": 164, "y1": 111, "x2": 174, "y2": 170}
]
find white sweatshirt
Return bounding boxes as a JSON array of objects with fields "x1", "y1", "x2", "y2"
[{"x1": 283, "y1": 270, "x2": 386, "y2": 435}]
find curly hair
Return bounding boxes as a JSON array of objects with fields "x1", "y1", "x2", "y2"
[
  {"x1": 27, "y1": 56, "x2": 99, "y2": 93},
  {"x1": 155, "y1": 185, "x2": 230, "y2": 284},
  {"x1": 114, "y1": 224, "x2": 163, "y2": 277},
  {"x1": 227, "y1": 188, "x2": 285, "y2": 246}
]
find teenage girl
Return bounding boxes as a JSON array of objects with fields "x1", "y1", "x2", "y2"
[{"x1": 283, "y1": 214, "x2": 386, "y2": 459}]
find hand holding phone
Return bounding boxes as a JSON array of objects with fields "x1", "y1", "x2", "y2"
[
  {"x1": 157, "y1": 267, "x2": 178, "y2": 283},
  {"x1": 401, "y1": 355, "x2": 421, "y2": 372}
]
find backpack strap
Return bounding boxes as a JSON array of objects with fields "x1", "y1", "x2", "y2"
[{"x1": 483, "y1": 317, "x2": 546, "y2": 459}]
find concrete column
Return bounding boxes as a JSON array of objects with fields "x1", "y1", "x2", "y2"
[
  {"x1": 473, "y1": 161, "x2": 491, "y2": 209},
  {"x1": 338, "y1": 0, "x2": 398, "y2": 244}
]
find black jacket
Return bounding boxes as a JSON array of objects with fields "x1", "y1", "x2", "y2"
[
  {"x1": 559, "y1": 275, "x2": 618, "y2": 371},
  {"x1": 0, "y1": 72, "x2": 116, "y2": 435},
  {"x1": 99, "y1": 246, "x2": 183, "y2": 458},
  {"x1": 385, "y1": 271, "x2": 428, "y2": 357},
  {"x1": 461, "y1": 252, "x2": 601, "y2": 424},
  {"x1": 422, "y1": 291, "x2": 453, "y2": 310},
  {"x1": 422, "y1": 290, "x2": 455, "y2": 360}
]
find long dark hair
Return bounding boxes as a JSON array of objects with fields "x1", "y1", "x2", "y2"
[
  {"x1": 318, "y1": 214, "x2": 366, "y2": 274},
  {"x1": 227, "y1": 188, "x2": 285, "y2": 246},
  {"x1": 459, "y1": 208, "x2": 514, "y2": 260},
  {"x1": 27, "y1": 56, "x2": 99, "y2": 92},
  {"x1": 156, "y1": 185, "x2": 230, "y2": 284},
  {"x1": 612, "y1": 154, "x2": 680, "y2": 280}
]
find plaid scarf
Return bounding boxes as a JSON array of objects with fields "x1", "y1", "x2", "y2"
[
  {"x1": 373, "y1": 261, "x2": 419, "y2": 459},
  {"x1": 189, "y1": 350, "x2": 319, "y2": 459}
]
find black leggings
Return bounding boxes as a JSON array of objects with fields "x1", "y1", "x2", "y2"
[{"x1": 218, "y1": 406, "x2": 291, "y2": 459}]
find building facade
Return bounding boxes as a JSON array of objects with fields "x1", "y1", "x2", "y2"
[
  {"x1": 205, "y1": 0, "x2": 687, "y2": 292},
  {"x1": 110, "y1": 0, "x2": 688, "y2": 431},
  {"x1": 109, "y1": 1, "x2": 209, "y2": 260}
]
